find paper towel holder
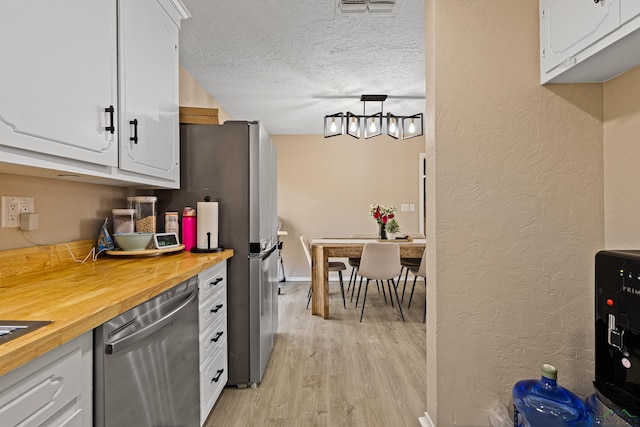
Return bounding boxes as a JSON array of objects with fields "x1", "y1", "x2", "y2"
[
  {"x1": 191, "y1": 196, "x2": 225, "y2": 253},
  {"x1": 191, "y1": 231, "x2": 225, "y2": 253}
]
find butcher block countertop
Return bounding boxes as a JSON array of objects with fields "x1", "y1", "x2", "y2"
[{"x1": 0, "y1": 240, "x2": 233, "y2": 377}]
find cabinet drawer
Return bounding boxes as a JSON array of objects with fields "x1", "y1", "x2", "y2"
[
  {"x1": 57, "y1": 408, "x2": 83, "y2": 427},
  {"x1": 199, "y1": 315, "x2": 227, "y2": 368},
  {"x1": 198, "y1": 262, "x2": 227, "y2": 306},
  {"x1": 200, "y1": 348, "x2": 228, "y2": 424},
  {"x1": 199, "y1": 290, "x2": 226, "y2": 334},
  {"x1": 0, "y1": 346, "x2": 82, "y2": 426}
]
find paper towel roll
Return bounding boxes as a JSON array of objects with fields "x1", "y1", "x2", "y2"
[{"x1": 197, "y1": 202, "x2": 219, "y2": 250}]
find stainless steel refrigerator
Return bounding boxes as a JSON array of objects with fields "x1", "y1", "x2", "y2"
[{"x1": 158, "y1": 120, "x2": 278, "y2": 387}]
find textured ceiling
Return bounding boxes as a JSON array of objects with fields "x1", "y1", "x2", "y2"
[{"x1": 178, "y1": 0, "x2": 425, "y2": 135}]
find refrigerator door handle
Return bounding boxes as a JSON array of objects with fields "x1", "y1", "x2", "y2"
[{"x1": 250, "y1": 245, "x2": 278, "y2": 260}]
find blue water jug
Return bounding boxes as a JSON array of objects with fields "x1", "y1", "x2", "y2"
[{"x1": 513, "y1": 364, "x2": 594, "y2": 427}]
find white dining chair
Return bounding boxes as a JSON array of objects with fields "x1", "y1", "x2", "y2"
[
  {"x1": 355, "y1": 242, "x2": 404, "y2": 322},
  {"x1": 300, "y1": 235, "x2": 347, "y2": 309}
]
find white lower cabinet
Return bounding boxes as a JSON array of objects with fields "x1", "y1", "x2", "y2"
[
  {"x1": 198, "y1": 261, "x2": 228, "y2": 426},
  {"x1": 0, "y1": 332, "x2": 92, "y2": 427}
]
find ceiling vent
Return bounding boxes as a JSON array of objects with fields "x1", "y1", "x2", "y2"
[{"x1": 337, "y1": 0, "x2": 401, "y2": 15}]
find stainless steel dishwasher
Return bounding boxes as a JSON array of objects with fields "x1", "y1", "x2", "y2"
[{"x1": 94, "y1": 277, "x2": 200, "y2": 427}]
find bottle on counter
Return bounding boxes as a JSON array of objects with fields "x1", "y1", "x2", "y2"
[
  {"x1": 165, "y1": 211, "x2": 179, "y2": 234},
  {"x1": 513, "y1": 364, "x2": 594, "y2": 427},
  {"x1": 182, "y1": 207, "x2": 196, "y2": 251}
]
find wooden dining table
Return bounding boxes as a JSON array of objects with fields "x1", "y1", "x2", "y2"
[{"x1": 310, "y1": 238, "x2": 426, "y2": 319}]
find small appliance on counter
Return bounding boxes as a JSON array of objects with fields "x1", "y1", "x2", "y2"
[{"x1": 593, "y1": 250, "x2": 640, "y2": 426}]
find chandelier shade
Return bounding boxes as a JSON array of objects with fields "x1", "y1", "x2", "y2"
[
  {"x1": 387, "y1": 114, "x2": 401, "y2": 139},
  {"x1": 364, "y1": 112, "x2": 383, "y2": 139},
  {"x1": 324, "y1": 113, "x2": 345, "y2": 138},
  {"x1": 346, "y1": 112, "x2": 361, "y2": 138},
  {"x1": 401, "y1": 114, "x2": 423, "y2": 140},
  {"x1": 323, "y1": 94, "x2": 423, "y2": 140}
]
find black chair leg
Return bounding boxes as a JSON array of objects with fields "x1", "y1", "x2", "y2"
[
  {"x1": 390, "y1": 278, "x2": 405, "y2": 321},
  {"x1": 408, "y1": 276, "x2": 418, "y2": 308},
  {"x1": 401, "y1": 267, "x2": 410, "y2": 302},
  {"x1": 386, "y1": 281, "x2": 394, "y2": 308},
  {"x1": 338, "y1": 271, "x2": 346, "y2": 309},
  {"x1": 355, "y1": 276, "x2": 364, "y2": 306},
  {"x1": 359, "y1": 279, "x2": 370, "y2": 322},
  {"x1": 351, "y1": 269, "x2": 360, "y2": 302},
  {"x1": 380, "y1": 280, "x2": 387, "y2": 303},
  {"x1": 306, "y1": 283, "x2": 312, "y2": 309},
  {"x1": 347, "y1": 267, "x2": 355, "y2": 293}
]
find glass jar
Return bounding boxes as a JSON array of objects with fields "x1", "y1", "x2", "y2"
[
  {"x1": 127, "y1": 196, "x2": 157, "y2": 233},
  {"x1": 165, "y1": 211, "x2": 179, "y2": 234},
  {"x1": 112, "y1": 208, "x2": 135, "y2": 234}
]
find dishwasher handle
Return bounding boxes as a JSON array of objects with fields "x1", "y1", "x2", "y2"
[{"x1": 105, "y1": 290, "x2": 198, "y2": 355}]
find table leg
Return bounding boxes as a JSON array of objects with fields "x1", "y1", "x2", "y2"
[{"x1": 311, "y1": 245, "x2": 329, "y2": 318}]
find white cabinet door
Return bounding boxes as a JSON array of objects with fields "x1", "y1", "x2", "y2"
[
  {"x1": 621, "y1": 0, "x2": 640, "y2": 24},
  {"x1": 118, "y1": 0, "x2": 180, "y2": 183},
  {"x1": 0, "y1": 332, "x2": 93, "y2": 427},
  {"x1": 0, "y1": 0, "x2": 118, "y2": 167},
  {"x1": 541, "y1": 0, "x2": 620, "y2": 74}
]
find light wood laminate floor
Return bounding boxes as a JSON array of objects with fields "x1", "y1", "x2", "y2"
[{"x1": 205, "y1": 278, "x2": 427, "y2": 426}]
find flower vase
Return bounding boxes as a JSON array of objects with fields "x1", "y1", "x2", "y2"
[{"x1": 379, "y1": 223, "x2": 387, "y2": 240}]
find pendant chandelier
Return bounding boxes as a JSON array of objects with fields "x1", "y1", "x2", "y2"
[{"x1": 323, "y1": 94, "x2": 423, "y2": 140}]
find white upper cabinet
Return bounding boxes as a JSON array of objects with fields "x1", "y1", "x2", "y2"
[
  {"x1": 541, "y1": 0, "x2": 619, "y2": 74},
  {"x1": 540, "y1": 0, "x2": 640, "y2": 83},
  {"x1": 621, "y1": 0, "x2": 640, "y2": 24},
  {"x1": 118, "y1": 0, "x2": 180, "y2": 183},
  {"x1": 0, "y1": 0, "x2": 118, "y2": 166},
  {"x1": 0, "y1": 0, "x2": 188, "y2": 188}
]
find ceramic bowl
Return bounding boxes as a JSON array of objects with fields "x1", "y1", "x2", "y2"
[{"x1": 114, "y1": 232, "x2": 153, "y2": 251}]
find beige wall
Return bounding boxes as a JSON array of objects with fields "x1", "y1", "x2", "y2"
[
  {"x1": 274, "y1": 134, "x2": 425, "y2": 279},
  {"x1": 0, "y1": 173, "x2": 128, "y2": 251},
  {"x1": 604, "y1": 65, "x2": 640, "y2": 248},
  {"x1": 426, "y1": 0, "x2": 604, "y2": 424},
  {"x1": 179, "y1": 65, "x2": 233, "y2": 123}
]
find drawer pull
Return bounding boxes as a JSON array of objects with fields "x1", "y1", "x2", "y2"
[
  {"x1": 104, "y1": 105, "x2": 115, "y2": 134},
  {"x1": 210, "y1": 304, "x2": 223, "y2": 314},
  {"x1": 211, "y1": 369, "x2": 224, "y2": 383},
  {"x1": 130, "y1": 119, "x2": 138, "y2": 144},
  {"x1": 210, "y1": 331, "x2": 224, "y2": 343},
  {"x1": 209, "y1": 277, "x2": 223, "y2": 287}
]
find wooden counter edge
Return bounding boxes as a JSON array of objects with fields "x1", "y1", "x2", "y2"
[{"x1": 0, "y1": 248, "x2": 234, "y2": 377}]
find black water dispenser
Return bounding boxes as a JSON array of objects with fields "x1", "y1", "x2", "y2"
[{"x1": 595, "y1": 250, "x2": 640, "y2": 421}]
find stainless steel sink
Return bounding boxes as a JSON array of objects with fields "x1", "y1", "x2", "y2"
[{"x1": 0, "y1": 320, "x2": 52, "y2": 344}]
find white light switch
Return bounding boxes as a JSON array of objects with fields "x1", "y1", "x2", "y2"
[
  {"x1": 401, "y1": 204, "x2": 409, "y2": 212},
  {"x1": 409, "y1": 204, "x2": 415, "y2": 212}
]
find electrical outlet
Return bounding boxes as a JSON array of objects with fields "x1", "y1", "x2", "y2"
[{"x1": 1, "y1": 196, "x2": 35, "y2": 228}]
